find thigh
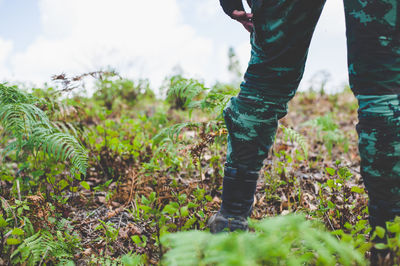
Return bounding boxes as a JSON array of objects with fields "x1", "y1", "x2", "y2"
[
  {"x1": 241, "y1": 0, "x2": 326, "y2": 102},
  {"x1": 344, "y1": 0, "x2": 400, "y2": 95}
]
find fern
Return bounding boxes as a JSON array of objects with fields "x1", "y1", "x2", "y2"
[
  {"x1": 121, "y1": 252, "x2": 146, "y2": 266},
  {"x1": 30, "y1": 125, "x2": 88, "y2": 174},
  {"x1": 0, "y1": 83, "x2": 35, "y2": 105},
  {"x1": 280, "y1": 124, "x2": 308, "y2": 159},
  {"x1": 0, "y1": 103, "x2": 51, "y2": 135},
  {"x1": 0, "y1": 83, "x2": 88, "y2": 174},
  {"x1": 152, "y1": 122, "x2": 201, "y2": 146},
  {"x1": 10, "y1": 231, "x2": 75, "y2": 265},
  {"x1": 162, "y1": 215, "x2": 366, "y2": 265},
  {"x1": 190, "y1": 83, "x2": 239, "y2": 117},
  {"x1": 166, "y1": 75, "x2": 206, "y2": 110},
  {"x1": 51, "y1": 121, "x2": 79, "y2": 138}
]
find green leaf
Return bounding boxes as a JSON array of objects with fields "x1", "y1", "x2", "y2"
[
  {"x1": 47, "y1": 175, "x2": 56, "y2": 185},
  {"x1": 0, "y1": 216, "x2": 8, "y2": 227},
  {"x1": 1, "y1": 175, "x2": 14, "y2": 182},
  {"x1": 187, "y1": 202, "x2": 198, "y2": 209},
  {"x1": 350, "y1": 186, "x2": 364, "y2": 194},
  {"x1": 7, "y1": 238, "x2": 21, "y2": 245},
  {"x1": 75, "y1": 173, "x2": 82, "y2": 181},
  {"x1": 162, "y1": 204, "x2": 178, "y2": 215},
  {"x1": 58, "y1": 179, "x2": 69, "y2": 190},
  {"x1": 131, "y1": 235, "x2": 142, "y2": 245},
  {"x1": 374, "y1": 243, "x2": 387, "y2": 250},
  {"x1": 375, "y1": 226, "x2": 385, "y2": 239},
  {"x1": 183, "y1": 217, "x2": 197, "y2": 230},
  {"x1": 326, "y1": 167, "x2": 336, "y2": 176},
  {"x1": 80, "y1": 181, "x2": 90, "y2": 190},
  {"x1": 104, "y1": 179, "x2": 113, "y2": 187},
  {"x1": 96, "y1": 125, "x2": 105, "y2": 134},
  {"x1": 326, "y1": 179, "x2": 335, "y2": 188},
  {"x1": 141, "y1": 195, "x2": 150, "y2": 205},
  {"x1": 327, "y1": 201, "x2": 336, "y2": 210},
  {"x1": 387, "y1": 222, "x2": 400, "y2": 234},
  {"x1": 11, "y1": 228, "x2": 24, "y2": 236},
  {"x1": 32, "y1": 170, "x2": 45, "y2": 178},
  {"x1": 139, "y1": 205, "x2": 152, "y2": 213},
  {"x1": 149, "y1": 192, "x2": 156, "y2": 202},
  {"x1": 331, "y1": 229, "x2": 344, "y2": 236},
  {"x1": 180, "y1": 206, "x2": 189, "y2": 217},
  {"x1": 178, "y1": 194, "x2": 187, "y2": 203}
]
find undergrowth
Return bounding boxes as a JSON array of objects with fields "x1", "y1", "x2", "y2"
[{"x1": 0, "y1": 71, "x2": 397, "y2": 265}]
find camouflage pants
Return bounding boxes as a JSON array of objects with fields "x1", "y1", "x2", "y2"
[{"x1": 224, "y1": 0, "x2": 400, "y2": 224}]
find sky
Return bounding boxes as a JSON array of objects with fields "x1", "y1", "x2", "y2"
[{"x1": 0, "y1": 0, "x2": 348, "y2": 93}]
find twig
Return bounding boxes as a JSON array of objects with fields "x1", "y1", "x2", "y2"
[
  {"x1": 325, "y1": 213, "x2": 340, "y2": 240},
  {"x1": 126, "y1": 170, "x2": 137, "y2": 206},
  {"x1": 51, "y1": 70, "x2": 121, "y2": 93},
  {"x1": 39, "y1": 246, "x2": 50, "y2": 266},
  {"x1": 16, "y1": 180, "x2": 21, "y2": 201},
  {"x1": 0, "y1": 196, "x2": 17, "y2": 225},
  {"x1": 118, "y1": 215, "x2": 123, "y2": 230}
]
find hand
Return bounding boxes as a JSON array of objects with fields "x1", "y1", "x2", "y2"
[{"x1": 231, "y1": 10, "x2": 254, "y2": 33}]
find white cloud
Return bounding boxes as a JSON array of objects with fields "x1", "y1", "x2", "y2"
[
  {"x1": 7, "y1": 0, "x2": 216, "y2": 89},
  {"x1": 1, "y1": 0, "x2": 348, "y2": 92},
  {"x1": 0, "y1": 38, "x2": 13, "y2": 80},
  {"x1": 194, "y1": 0, "x2": 219, "y2": 19}
]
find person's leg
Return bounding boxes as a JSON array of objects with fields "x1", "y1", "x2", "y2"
[
  {"x1": 210, "y1": 0, "x2": 326, "y2": 233},
  {"x1": 344, "y1": 0, "x2": 400, "y2": 260}
]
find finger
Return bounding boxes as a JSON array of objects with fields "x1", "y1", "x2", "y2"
[
  {"x1": 231, "y1": 10, "x2": 247, "y2": 19},
  {"x1": 246, "y1": 22, "x2": 254, "y2": 29},
  {"x1": 239, "y1": 20, "x2": 254, "y2": 28},
  {"x1": 245, "y1": 13, "x2": 253, "y2": 20},
  {"x1": 241, "y1": 21, "x2": 254, "y2": 33},
  {"x1": 232, "y1": 12, "x2": 253, "y2": 23}
]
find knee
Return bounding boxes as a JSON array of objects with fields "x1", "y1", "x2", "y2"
[{"x1": 356, "y1": 94, "x2": 400, "y2": 138}]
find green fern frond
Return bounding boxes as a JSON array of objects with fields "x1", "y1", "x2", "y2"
[
  {"x1": 166, "y1": 76, "x2": 206, "y2": 109},
  {"x1": 280, "y1": 125, "x2": 308, "y2": 159},
  {"x1": 190, "y1": 84, "x2": 239, "y2": 116},
  {"x1": 51, "y1": 121, "x2": 79, "y2": 137},
  {"x1": 0, "y1": 84, "x2": 88, "y2": 175},
  {"x1": 152, "y1": 122, "x2": 201, "y2": 146},
  {"x1": 12, "y1": 232, "x2": 42, "y2": 265},
  {"x1": 30, "y1": 126, "x2": 88, "y2": 174},
  {"x1": 2, "y1": 140, "x2": 19, "y2": 158},
  {"x1": 0, "y1": 103, "x2": 51, "y2": 135},
  {"x1": 0, "y1": 83, "x2": 34, "y2": 105},
  {"x1": 11, "y1": 231, "x2": 74, "y2": 265}
]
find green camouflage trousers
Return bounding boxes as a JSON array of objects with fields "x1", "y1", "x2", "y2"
[{"x1": 224, "y1": 0, "x2": 400, "y2": 225}]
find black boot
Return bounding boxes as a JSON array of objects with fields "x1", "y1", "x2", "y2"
[
  {"x1": 208, "y1": 212, "x2": 248, "y2": 233},
  {"x1": 208, "y1": 165, "x2": 259, "y2": 233},
  {"x1": 368, "y1": 199, "x2": 399, "y2": 265}
]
